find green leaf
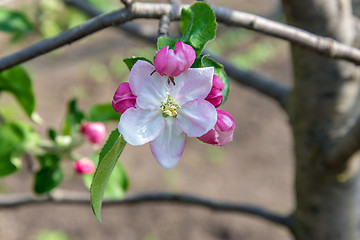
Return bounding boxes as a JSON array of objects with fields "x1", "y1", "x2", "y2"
[
  {"x1": 61, "y1": 99, "x2": 84, "y2": 136},
  {"x1": 0, "y1": 66, "x2": 36, "y2": 118},
  {"x1": 90, "y1": 129, "x2": 127, "y2": 222},
  {"x1": 180, "y1": 7, "x2": 194, "y2": 36},
  {"x1": 179, "y1": 2, "x2": 217, "y2": 56},
  {"x1": 157, "y1": 37, "x2": 177, "y2": 50},
  {"x1": 123, "y1": 57, "x2": 153, "y2": 71},
  {"x1": 88, "y1": 103, "x2": 120, "y2": 122},
  {"x1": 202, "y1": 56, "x2": 230, "y2": 104},
  {"x1": 0, "y1": 8, "x2": 33, "y2": 41},
  {"x1": 34, "y1": 165, "x2": 63, "y2": 194},
  {"x1": 0, "y1": 121, "x2": 40, "y2": 177},
  {"x1": 83, "y1": 154, "x2": 129, "y2": 200}
]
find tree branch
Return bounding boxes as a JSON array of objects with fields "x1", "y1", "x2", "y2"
[
  {"x1": 2, "y1": 2, "x2": 360, "y2": 71},
  {"x1": 0, "y1": 190, "x2": 291, "y2": 227},
  {"x1": 65, "y1": 0, "x2": 290, "y2": 108}
]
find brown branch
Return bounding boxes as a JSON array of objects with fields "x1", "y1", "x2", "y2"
[
  {"x1": 0, "y1": 190, "x2": 291, "y2": 227},
  {"x1": 1, "y1": 2, "x2": 360, "y2": 71}
]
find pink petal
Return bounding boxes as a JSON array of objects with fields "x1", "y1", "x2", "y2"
[
  {"x1": 118, "y1": 108, "x2": 165, "y2": 145},
  {"x1": 170, "y1": 67, "x2": 214, "y2": 105},
  {"x1": 112, "y1": 82, "x2": 137, "y2": 114},
  {"x1": 174, "y1": 41, "x2": 196, "y2": 70},
  {"x1": 129, "y1": 61, "x2": 169, "y2": 109},
  {"x1": 176, "y1": 99, "x2": 217, "y2": 137},
  {"x1": 150, "y1": 117, "x2": 186, "y2": 169}
]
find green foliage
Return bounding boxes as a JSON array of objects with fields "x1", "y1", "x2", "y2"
[
  {"x1": 0, "y1": 8, "x2": 33, "y2": 41},
  {"x1": 33, "y1": 230, "x2": 69, "y2": 240},
  {"x1": 201, "y1": 56, "x2": 230, "y2": 105},
  {"x1": 61, "y1": 99, "x2": 84, "y2": 136},
  {"x1": 90, "y1": 129, "x2": 126, "y2": 222},
  {"x1": 84, "y1": 0, "x2": 117, "y2": 12},
  {"x1": 88, "y1": 103, "x2": 120, "y2": 122},
  {"x1": 83, "y1": 153, "x2": 129, "y2": 200},
  {"x1": 157, "y1": 37, "x2": 177, "y2": 50},
  {"x1": 34, "y1": 153, "x2": 63, "y2": 194},
  {"x1": 0, "y1": 66, "x2": 36, "y2": 119},
  {"x1": 179, "y1": 2, "x2": 217, "y2": 56},
  {"x1": 0, "y1": 122, "x2": 40, "y2": 177},
  {"x1": 123, "y1": 57, "x2": 153, "y2": 71}
]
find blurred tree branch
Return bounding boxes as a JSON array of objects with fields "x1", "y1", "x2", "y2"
[{"x1": 0, "y1": 190, "x2": 291, "y2": 227}]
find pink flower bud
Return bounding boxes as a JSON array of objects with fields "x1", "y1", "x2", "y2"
[
  {"x1": 154, "y1": 41, "x2": 196, "y2": 77},
  {"x1": 81, "y1": 122, "x2": 106, "y2": 144},
  {"x1": 197, "y1": 109, "x2": 236, "y2": 146},
  {"x1": 205, "y1": 75, "x2": 225, "y2": 108},
  {"x1": 73, "y1": 158, "x2": 95, "y2": 174},
  {"x1": 112, "y1": 82, "x2": 137, "y2": 114}
]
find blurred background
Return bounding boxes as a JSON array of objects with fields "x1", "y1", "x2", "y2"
[{"x1": 0, "y1": 0, "x2": 295, "y2": 239}]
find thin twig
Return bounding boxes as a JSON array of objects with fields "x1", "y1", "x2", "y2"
[
  {"x1": 158, "y1": 14, "x2": 171, "y2": 38},
  {"x1": 0, "y1": 190, "x2": 291, "y2": 227}
]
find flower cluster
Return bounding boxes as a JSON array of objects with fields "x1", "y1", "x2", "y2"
[{"x1": 112, "y1": 41, "x2": 235, "y2": 168}]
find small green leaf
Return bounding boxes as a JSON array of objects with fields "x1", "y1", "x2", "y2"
[
  {"x1": 83, "y1": 154, "x2": 129, "y2": 200},
  {"x1": 0, "y1": 8, "x2": 33, "y2": 41},
  {"x1": 90, "y1": 129, "x2": 127, "y2": 223},
  {"x1": 157, "y1": 37, "x2": 177, "y2": 50},
  {"x1": 180, "y1": 2, "x2": 217, "y2": 56},
  {"x1": 88, "y1": 103, "x2": 120, "y2": 122},
  {"x1": 61, "y1": 99, "x2": 84, "y2": 136},
  {"x1": 202, "y1": 56, "x2": 230, "y2": 104},
  {"x1": 0, "y1": 66, "x2": 36, "y2": 118},
  {"x1": 123, "y1": 57, "x2": 153, "y2": 71},
  {"x1": 34, "y1": 165, "x2": 63, "y2": 194}
]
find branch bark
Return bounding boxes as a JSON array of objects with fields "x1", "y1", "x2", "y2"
[
  {"x1": 0, "y1": 190, "x2": 291, "y2": 227},
  {"x1": 2, "y1": 2, "x2": 360, "y2": 72}
]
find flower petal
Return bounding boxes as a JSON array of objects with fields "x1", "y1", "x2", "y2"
[
  {"x1": 129, "y1": 61, "x2": 169, "y2": 109},
  {"x1": 150, "y1": 117, "x2": 186, "y2": 169},
  {"x1": 118, "y1": 108, "x2": 165, "y2": 145},
  {"x1": 170, "y1": 67, "x2": 214, "y2": 105},
  {"x1": 176, "y1": 99, "x2": 217, "y2": 137}
]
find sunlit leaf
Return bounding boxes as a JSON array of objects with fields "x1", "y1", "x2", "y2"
[
  {"x1": 88, "y1": 103, "x2": 120, "y2": 122},
  {"x1": 0, "y1": 8, "x2": 33, "y2": 41}
]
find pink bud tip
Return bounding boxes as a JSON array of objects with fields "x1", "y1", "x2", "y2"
[
  {"x1": 73, "y1": 158, "x2": 95, "y2": 174},
  {"x1": 112, "y1": 82, "x2": 137, "y2": 114},
  {"x1": 154, "y1": 41, "x2": 196, "y2": 77},
  {"x1": 197, "y1": 109, "x2": 236, "y2": 146},
  {"x1": 205, "y1": 75, "x2": 225, "y2": 108},
  {"x1": 81, "y1": 122, "x2": 106, "y2": 144}
]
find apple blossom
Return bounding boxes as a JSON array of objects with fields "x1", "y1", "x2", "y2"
[
  {"x1": 205, "y1": 75, "x2": 225, "y2": 108},
  {"x1": 154, "y1": 41, "x2": 196, "y2": 77},
  {"x1": 197, "y1": 109, "x2": 236, "y2": 146},
  {"x1": 116, "y1": 60, "x2": 216, "y2": 169},
  {"x1": 112, "y1": 82, "x2": 137, "y2": 114},
  {"x1": 73, "y1": 158, "x2": 95, "y2": 174},
  {"x1": 81, "y1": 122, "x2": 106, "y2": 144}
]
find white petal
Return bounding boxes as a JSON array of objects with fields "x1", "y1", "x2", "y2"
[
  {"x1": 150, "y1": 117, "x2": 186, "y2": 169},
  {"x1": 118, "y1": 108, "x2": 165, "y2": 145},
  {"x1": 170, "y1": 67, "x2": 214, "y2": 105},
  {"x1": 129, "y1": 61, "x2": 169, "y2": 109},
  {"x1": 176, "y1": 99, "x2": 217, "y2": 137}
]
